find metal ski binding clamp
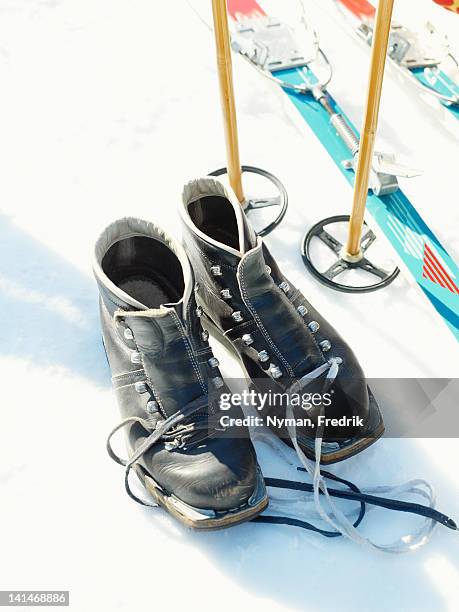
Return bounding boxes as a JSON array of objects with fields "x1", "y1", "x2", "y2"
[
  {"x1": 389, "y1": 26, "x2": 441, "y2": 69},
  {"x1": 209, "y1": 165, "x2": 288, "y2": 237},
  {"x1": 231, "y1": 14, "x2": 331, "y2": 94},
  {"x1": 301, "y1": 215, "x2": 399, "y2": 293},
  {"x1": 358, "y1": 19, "x2": 459, "y2": 105},
  {"x1": 342, "y1": 152, "x2": 421, "y2": 196},
  {"x1": 358, "y1": 22, "x2": 441, "y2": 69},
  {"x1": 231, "y1": 16, "x2": 309, "y2": 72}
]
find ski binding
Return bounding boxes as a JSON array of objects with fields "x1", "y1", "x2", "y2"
[
  {"x1": 231, "y1": 16, "x2": 312, "y2": 72},
  {"x1": 342, "y1": 152, "x2": 421, "y2": 196},
  {"x1": 358, "y1": 21, "x2": 442, "y2": 70}
]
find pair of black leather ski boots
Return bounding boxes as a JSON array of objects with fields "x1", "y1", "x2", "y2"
[{"x1": 93, "y1": 177, "x2": 384, "y2": 530}]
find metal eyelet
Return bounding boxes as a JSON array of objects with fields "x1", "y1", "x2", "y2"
[
  {"x1": 208, "y1": 357, "x2": 219, "y2": 368},
  {"x1": 201, "y1": 330, "x2": 209, "y2": 342},
  {"x1": 308, "y1": 321, "x2": 320, "y2": 333},
  {"x1": 258, "y1": 350, "x2": 269, "y2": 363},
  {"x1": 165, "y1": 439, "x2": 181, "y2": 451},
  {"x1": 232, "y1": 311, "x2": 243, "y2": 323},
  {"x1": 210, "y1": 266, "x2": 222, "y2": 277},
  {"x1": 266, "y1": 266, "x2": 272, "y2": 275},
  {"x1": 130, "y1": 351, "x2": 142, "y2": 364},
  {"x1": 279, "y1": 281, "x2": 290, "y2": 293},
  {"x1": 212, "y1": 377, "x2": 225, "y2": 389},
  {"x1": 220, "y1": 289, "x2": 232, "y2": 300},
  {"x1": 146, "y1": 400, "x2": 160, "y2": 414},
  {"x1": 196, "y1": 306, "x2": 203, "y2": 317},
  {"x1": 269, "y1": 365, "x2": 282, "y2": 379},
  {"x1": 135, "y1": 381, "x2": 148, "y2": 394},
  {"x1": 320, "y1": 340, "x2": 331, "y2": 352},
  {"x1": 242, "y1": 334, "x2": 254, "y2": 346},
  {"x1": 124, "y1": 328, "x2": 134, "y2": 340},
  {"x1": 297, "y1": 305, "x2": 308, "y2": 317}
]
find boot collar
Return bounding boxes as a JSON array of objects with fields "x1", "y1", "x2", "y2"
[
  {"x1": 93, "y1": 217, "x2": 193, "y2": 319},
  {"x1": 181, "y1": 177, "x2": 258, "y2": 258}
]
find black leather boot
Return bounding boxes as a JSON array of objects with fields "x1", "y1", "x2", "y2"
[
  {"x1": 180, "y1": 178, "x2": 384, "y2": 464},
  {"x1": 93, "y1": 218, "x2": 267, "y2": 529}
]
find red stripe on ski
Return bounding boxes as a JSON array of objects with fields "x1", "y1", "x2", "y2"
[
  {"x1": 425, "y1": 244, "x2": 459, "y2": 294},
  {"x1": 423, "y1": 257, "x2": 451, "y2": 292},
  {"x1": 227, "y1": 0, "x2": 266, "y2": 20},
  {"x1": 424, "y1": 250, "x2": 456, "y2": 293},
  {"x1": 424, "y1": 259, "x2": 450, "y2": 291},
  {"x1": 422, "y1": 243, "x2": 459, "y2": 294},
  {"x1": 338, "y1": 0, "x2": 376, "y2": 18},
  {"x1": 423, "y1": 267, "x2": 438, "y2": 286}
]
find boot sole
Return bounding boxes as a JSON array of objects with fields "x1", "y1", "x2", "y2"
[
  {"x1": 200, "y1": 311, "x2": 385, "y2": 465},
  {"x1": 139, "y1": 465, "x2": 269, "y2": 530}
]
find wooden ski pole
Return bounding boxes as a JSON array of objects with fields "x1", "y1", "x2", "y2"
[
  {"x1": 345, "y1": 0, "x2": 395, "y2": 257},
  {"x1": 211, "y1": 0, "x2": 245, "y2": 203}
]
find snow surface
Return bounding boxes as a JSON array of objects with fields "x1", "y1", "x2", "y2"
[{"x1": 0, "y1": 1, "x2": 458, "y2": 611}]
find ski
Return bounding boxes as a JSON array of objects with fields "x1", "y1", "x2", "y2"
[
  {"x1": 332, "y1": 0, "x2": 459, "y2": 121},
  {"x1": 222, "y1": 0, "x2": 459, "y2": 340}
]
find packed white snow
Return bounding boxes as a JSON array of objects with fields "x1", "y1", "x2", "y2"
[{"x1": 0, "y1": 1, "x2": 458, "y2": 611}]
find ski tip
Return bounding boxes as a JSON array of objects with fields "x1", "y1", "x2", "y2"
[{"x1": 444, "y1": 517, "x2": 458, "y2": 531}]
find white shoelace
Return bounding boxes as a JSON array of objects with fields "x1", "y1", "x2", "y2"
[{"x1": 263, "y1": 358, "x2": 439, "y2": 552}]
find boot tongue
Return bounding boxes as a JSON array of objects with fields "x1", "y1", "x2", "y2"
[
  {"x1": 124, "y1": 268, "x2": 202, "y2": 420},
  {"x1": 127, "y1": 308, "x2": 205, "y2": 419}
]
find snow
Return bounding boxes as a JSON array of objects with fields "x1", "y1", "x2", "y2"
[{"x1": 0, "y1": 1, "x2": 458, "y2": 611}]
